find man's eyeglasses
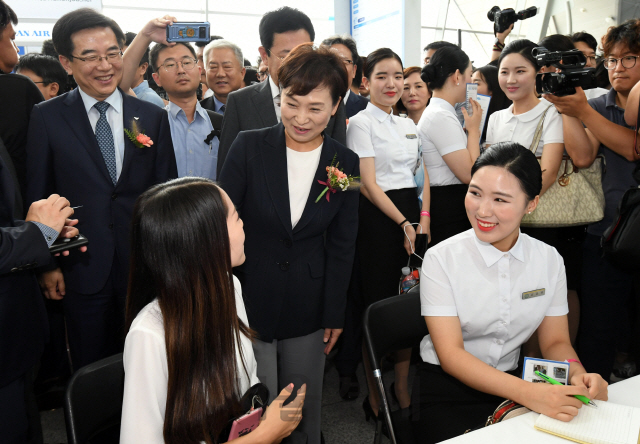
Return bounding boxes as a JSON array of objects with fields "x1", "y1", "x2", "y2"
[
  {"x1": 603, "y1": 55, "x2": 639, "y2": 70},
  {"x1": 266, "y1": 48, "x2": 286, "y2": 61},
  {"x1": 70, "y1": 51, "x2": 123, "y2": 66},
  {"x1": 257, "y1": 70, "x2": 269, "y2": 79},
  {"x1": 157, "y1": 57, "x2": 197, "y2": 73}
]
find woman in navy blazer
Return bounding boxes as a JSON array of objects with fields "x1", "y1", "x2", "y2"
[{"x1": 219, "y1": 44, "x2": 358, "y2": 444}]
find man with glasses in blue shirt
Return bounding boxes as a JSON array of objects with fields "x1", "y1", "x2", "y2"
[{"x1": 121, "y1": 18, "x2": 223, "y2": 181}]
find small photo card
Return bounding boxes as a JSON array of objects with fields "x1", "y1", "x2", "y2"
[{"x1": 522, "y1": 357, "x2": 569, "y2": 385}]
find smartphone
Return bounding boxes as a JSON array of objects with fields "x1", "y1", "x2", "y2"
[
  {"x1": 466, "y1": 83, "x2": 478, "y2": 116},
  {"x1": 228, "y1": 407, "x2": 262, "y2": 440},
  {"x1": 166, "y1": 22, "x2": 210, "y2": 43},
  {"x1": 49, "y1": 234, "x2": 88, "y2": 254}
]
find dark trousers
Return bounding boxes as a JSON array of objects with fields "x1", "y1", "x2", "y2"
[
  {"x1": 577, "y1": 234, "x2": 635, "y2": 381},
  {"x1": 411, "y1": 363, "x2": 511, "y2": 444},
  {"x1": 0, "y1": 375, "x2": 28, "y2": 443},
  {"x1": 63, "y1": 255, "x2": 128, "y2": 371},
  {"x1": 429, "y1": 184, "x2": 470, "y2": 247},
  {"x1": 334, "y1": 254, "x2": 364, "y2": 376}
]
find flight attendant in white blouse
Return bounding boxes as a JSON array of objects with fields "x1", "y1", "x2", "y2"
[
  {"x1": 411, "y1": 142, "x2": 607, "y2": 443},
  {"x1": 346, "y1": 48, "x2": 431, "y2": 424},
  {"x1": 417, "y1": 45, "x2": 483, "y2": 247},
  {"x1": 120, "y1": 177, "x2": 306, "y2": 443},
  {"x1": 487, "y1": 40, "x2": 583, "y2": 350}
]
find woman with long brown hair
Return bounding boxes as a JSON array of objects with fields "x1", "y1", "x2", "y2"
[{"x1": 120, "y1": 177, "x2": 305, "y2": 443}]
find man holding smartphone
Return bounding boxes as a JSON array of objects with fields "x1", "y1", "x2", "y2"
[{"x1": 120, "y1": 17, "x2": 223, "y2": 181}]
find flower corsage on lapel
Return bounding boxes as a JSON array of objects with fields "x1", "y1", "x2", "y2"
[
  {"x1": 124, "y1": 119, "x2": 154, "y2": 148},
  {"x1": 315, "y1": 154, "x2": 360, "y2": 203}
]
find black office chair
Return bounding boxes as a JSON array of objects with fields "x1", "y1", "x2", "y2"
[
  {"x1": 64, "y1": 353, "x2": 124, "y2": 444},
  {"x1": 363, "y1": 286, "x2": 429, "y2": 444}
]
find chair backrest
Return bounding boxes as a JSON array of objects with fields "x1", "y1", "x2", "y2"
[
  {"x1": 64, "y1": 353, "x2": 124, "y2": 444},
  {"x1": 363, "y1": 290, "x2": 429, "y2": 371}
]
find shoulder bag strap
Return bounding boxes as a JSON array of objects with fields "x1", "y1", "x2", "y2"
[{"x1": 528, "y1": 105, "x2": 553, "y2": 154}]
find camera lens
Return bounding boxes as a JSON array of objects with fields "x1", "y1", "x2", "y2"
[{"x1": 487, "y1": 6, "x2": 500, "y2": 21}]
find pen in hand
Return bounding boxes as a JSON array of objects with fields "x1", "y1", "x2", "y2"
[{"x1": 534, "y1": 370, "x2": 598, "y2": 408}]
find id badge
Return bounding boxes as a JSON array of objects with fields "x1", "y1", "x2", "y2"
[{"x1": 522, "y1": 357, "x2": 569, "y2": 384}]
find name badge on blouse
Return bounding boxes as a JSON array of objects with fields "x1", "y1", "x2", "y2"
[
  {"x1": 522, "y1": 288, "x2": 545, "y2": 300},
  {"x1": 406, "y1": 134, "x2": 417, "y2": 139}
]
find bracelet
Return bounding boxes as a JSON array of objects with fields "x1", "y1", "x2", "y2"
[
  {"x1": 398, "y1": 219, "x2": 409, "y2": 227},
  {"x1": 420, "y1": 211, "x2": 431, "y2": 218},
  {"x1": 492, "y1": 44, "x2": 504, "y2": 52},
  {"x1": 566, "y1": 359, "x2": 582, "y2": 366}
]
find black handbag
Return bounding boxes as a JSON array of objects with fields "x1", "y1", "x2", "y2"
[{"x1": 600, "y1": 97, "x2": 640, "y2": 273}]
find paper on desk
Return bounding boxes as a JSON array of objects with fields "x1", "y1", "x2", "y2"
[{"x1": 534, "y1": 400, "x2": 640, "y2": 444}]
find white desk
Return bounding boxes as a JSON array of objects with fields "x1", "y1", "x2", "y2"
[{"x1": 441, "y1": 375, "x2": 640, "y2": 443}]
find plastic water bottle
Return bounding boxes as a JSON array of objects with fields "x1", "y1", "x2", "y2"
[{"x1": 400, "y1": 267, "x2": 419, "y2": 293}]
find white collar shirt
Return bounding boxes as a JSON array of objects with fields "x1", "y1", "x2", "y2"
[
  {"x1": 419, "y1": 229, "x2": 569, "y2": 371},
  {"x1": 78, "y1": 87, "x2": 125, "y2": 180},
  {"x1": 486, "y1": 100, "x2": 564, "y2": 156},
  {"x1": 268, "y1": 75, "x2": 281, "y2": 122},
  {"x1": 417, "y1": 98, "x2": 467, "y2": 186},
  {"x1": 343, "y1": 89, "x2": 351, "y2": 105},
  {"x1": 346, "y1": 102, "x2": 420, "y2": 192}
]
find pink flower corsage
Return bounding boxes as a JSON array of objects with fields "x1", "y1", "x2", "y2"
[{"x1": 315, "y1": 154, "x2": 360, "y2": 203}]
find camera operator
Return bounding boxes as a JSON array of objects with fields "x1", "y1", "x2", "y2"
[
  {"x1": 570, "y1": 32, "x2": 609, "y2": 99},
  {"x1": 544, "y1": 19, "x2": 640, "y2": 383},
  {"x1": 491, "y1": 23, "x2": 513, "y2": 62}
]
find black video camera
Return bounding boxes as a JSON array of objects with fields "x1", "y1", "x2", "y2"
[
  {"x1": 533, "y1": 47, "x2": 597, "y2": 96},
  {"x1": 487, "y1": 6, "x2": 538, "y2": 34}
]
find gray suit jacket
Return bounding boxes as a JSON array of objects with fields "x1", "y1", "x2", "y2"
[{"x1": 216, "y1": 79, "x2": 347, "y2": 177}]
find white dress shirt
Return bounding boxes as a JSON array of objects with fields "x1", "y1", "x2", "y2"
[
  {"x1": 417, "y1": 98, "x2": 468, "y2": 186},
  {"x1": 420, "y1": 229, "x2": 569, "y2": 371},
  {"x1": 268, "y1": 75, "x2": 281, "y2": 122},
  {"x1": 78, "y1": 87, "x2": 125, "y2": 180},
  {"x1": 287, "y1": 144, "x2": 323, "y2": 228},
  {"x1": 486, "y1": 100, "x2": 564, "y2": 156},
  {"x1": 343, "y1": 89, "x2": 351, "y2": 105},
  {"x1": 120, "y1": 275, "x2": 259, "y2": 443},
  {"x1": 346, "y1": 102, "x2": 420, "y2": 192}
]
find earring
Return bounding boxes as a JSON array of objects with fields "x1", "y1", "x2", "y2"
[
  {"x1": 457, "y1": 82, "x2": 460, "y2": 86},
  {"x1": 528, "y1": 211, "x2": 532, "y2": 214}
]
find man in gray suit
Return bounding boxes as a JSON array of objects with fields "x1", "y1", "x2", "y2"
[{"x1": 216, "y1": 6, "x2": 347, "y2": 177}]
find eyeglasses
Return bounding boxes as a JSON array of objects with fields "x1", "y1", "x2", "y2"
[
  {"x1": 157, "y1": 57, "x2": 197, "y2": 73},
  {"x1": 266, "y1": 48, "x2": 286, "y2": 61},
  {"x1": 257, "y1": 70, "x2": 269, "y2": 79},
  {"x1": 603, "y1": 55, "x2": 639, "y2": 70},
  {"x1": 70, "y1": 51, "x2": 123, "y2": 66},
  {"x1": 582, "y1": 55, "x2": 597, "y2": 64}
]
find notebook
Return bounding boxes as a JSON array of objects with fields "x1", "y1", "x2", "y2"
[{"x1": 534, "y1": 400, "x2": 640, "y2": 444}]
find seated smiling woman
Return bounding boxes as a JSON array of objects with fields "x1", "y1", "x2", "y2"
[{"x1": 411, "y1": 142, "x2": 608, "y2": 444}]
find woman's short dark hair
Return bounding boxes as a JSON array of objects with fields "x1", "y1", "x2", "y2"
[
  {"x1": 498, "y1": 39, "x2": 538, "y2": 71},
  {"x1": 538, "y1": 34, "x2": 575, "y2": 52},
  {"x1": 127, "y1": 177, "x2": 252, "y2": 442},
  {"x1": 259, "y1": 6, "x2": 315, "y2": 52},
  {"x1": 571, "y1": 32, "x2": 598, "y2": 52},
  {"x1": 471, "y1": 142, "x2": 542, "y2": 201},
  {"x1": 421, "y1": 45, "x2": 469, "y2": 90},
  {"x1": 16, "y1": 54, "x2": 68, "y2": 94},
  {"x1": 474, "y1": 65, "x2": 512, "y2": 141},
  {"x1": 602, "y1": 19, "x2": 640, "y2": 57},
  {"x1": 278, "y1": 43, "x2": 349, "y2": 106},
  {"x1": 363, "y1": 48, "x2": 403, "y2": 80},
  {"x1": 52, "y1": 8, "x2": 125, "y2": 59}
]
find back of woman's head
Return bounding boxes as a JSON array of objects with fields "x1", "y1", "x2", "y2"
[
  {"x1": 420, "y1": 45, "x2": 469, "y2": 90},
  {"x1": 471, "y1": 142, "x2": 542, "y2": 201},
  {"x1": 278, "y1": 42, "x2": 349, "y2": 106},
  {"x1": 476, "y1": 65, "x2": 512, "y2": 139},
  {"x1": 127, "y1": 177, "x2": 249, "y2": 443},
  {"x1": 498, "y1": 39, "x2": 538, "y2": 70},
  {"x1": 363, "y1": 47, "x2": 403, "y2": 79}
]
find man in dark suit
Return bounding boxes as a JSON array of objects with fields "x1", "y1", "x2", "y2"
[
  {"x1": 200, "y1": 39, "x2": 246, "y2": 115},
  {"x1": 1, "y1": 135, "x2": 83, "y2": 441},
  {"x1": 216, "y1": 6, "x2": 347, "y2": 177},
  {"x1": 26, "y1": 8, "x2": 177, "y2": 370},
  {"x1": 322, "y1": 35, "x2": 369, "y2": 119}
]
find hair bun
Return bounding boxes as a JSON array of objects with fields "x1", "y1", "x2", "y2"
[{"x1": 421, "y1": 64, "x2": 437, "y2": 83}]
